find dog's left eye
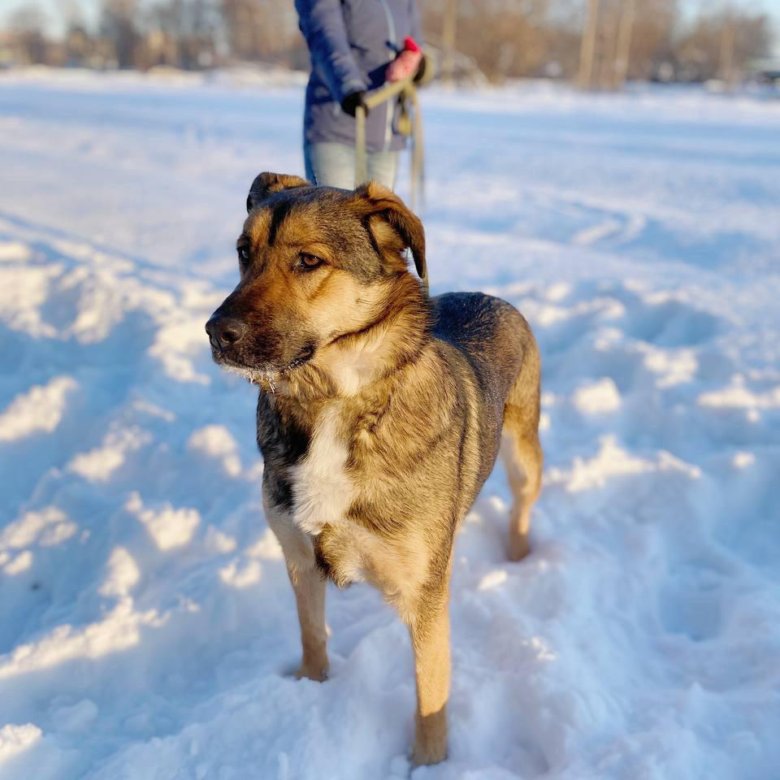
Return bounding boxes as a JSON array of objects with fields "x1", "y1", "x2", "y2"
[{"x1": 298, "y1": 253, "x2": 325, "y2": 271}]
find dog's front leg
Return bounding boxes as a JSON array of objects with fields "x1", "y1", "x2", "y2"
[
  {"x1": 266, "y1": 504, "x2": 329, "y2": 681},
  {"x1": 288, "y1": 560, "x2": 329, "y2": 681},
  {"x1": 407, "y1": 586, "x2": 451, "y2": 766}
]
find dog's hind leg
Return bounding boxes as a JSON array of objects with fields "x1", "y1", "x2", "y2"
[{"x1": 502, "y1": 344, "x2": 543, "y2": 562}]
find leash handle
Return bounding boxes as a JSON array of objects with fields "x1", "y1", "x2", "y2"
[
  {"x1": 353, "y1": 75, "x2": 424, "y2": 207},
  {"x1": 354, "y1": 76, "x2": 427, "y2": 294},
  {"x1": 408, "y1": 85, "x2": 424, "y2": 212},
  {"x1": 355, "y1": 103, "x2": 368, "y2": 187}
]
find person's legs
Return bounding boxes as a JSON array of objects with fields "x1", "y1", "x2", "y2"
[
  {"x1": 305, "y1": 142, "x2": 399, "y2": 190},
  {"x1": 304, "y1": 142, "x2": 356, "y2": 189},
  {"x1": 367, "y1": 149, "x2": 398, "y2": 189}
]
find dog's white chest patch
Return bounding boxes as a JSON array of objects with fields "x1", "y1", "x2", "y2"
[{"x1": 292, "y1": 402, "x2": 354, "y2": 536}]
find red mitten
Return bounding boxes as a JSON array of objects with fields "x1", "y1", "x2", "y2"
[{"x1": 386, "y1": 37, "x2": 423, "y2": 83}]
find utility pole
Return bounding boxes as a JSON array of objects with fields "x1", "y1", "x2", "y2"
[
  {"x1": 442, "y1": 0, "x2": 457, "y2": 87},
  {"x1": 578, "y1": 0, "x2": 600, "y2": 89},
  {"x1": 613, "y1": 0, "x2": 636, "y2": 89}
]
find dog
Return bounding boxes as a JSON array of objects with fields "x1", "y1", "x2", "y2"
[{"x1": 206, "y1": 172, "x2": 542, "y2": 765}]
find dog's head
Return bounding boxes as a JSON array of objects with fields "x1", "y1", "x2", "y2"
[{"x1": 205, "y1": 172, "x2": 427, "y2": 382}]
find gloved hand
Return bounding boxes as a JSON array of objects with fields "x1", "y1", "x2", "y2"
[
  {"x1": 386, "y1": 37, "x2": 424, "y2": 83},
  {"x1": 341, "y1": 90, "x2": 369, "y2": 117}
]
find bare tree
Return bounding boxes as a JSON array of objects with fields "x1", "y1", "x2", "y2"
[
  {"x1": 99, "y1": 0, "x2": 141, "y2": 68},
  {"x1": 612, "y1": 0, "x2": 636, "y2": 88},
  {"x1": 220, "y1": 0, "x2": 300, "y2": 64},
  {"x1": 628, "y1": 0, "x2": 677, "y2": 81},
  {"x1": 0, "y1": 0, "x2": 774, "y2": 84},
  {"x1": 577, "y1": 0, "x2": 599, "y2": 87},
  {"x1": 8, "y1": 5, "x2": 49, "y2": 65},
  {"x1": 676, "y1": 7, "x2": 771, "y2": 82},
  {"x1": 540, "y1": 0, "x2": 584, "y2": 80},
  {"x1": 718, "y1": 5, "x2": 737, "y2": 85},
  {"x1": 440, "y1": 0, "x2": 458, "y2": 85},
  {"x1": 576, "y1": 0, "x2": 677, "y2": 88},
  {"x1": 143, "y1": 0, "x2": 221, "y2": 69}
]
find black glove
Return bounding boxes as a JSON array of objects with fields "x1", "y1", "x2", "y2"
[{"x1": 341, "y1": 90, "x2": 368, "y2": 118}]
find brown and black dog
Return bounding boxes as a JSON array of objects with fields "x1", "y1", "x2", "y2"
[{"x1": 206, "y1": 172, "x2": 542, "y2": 765}]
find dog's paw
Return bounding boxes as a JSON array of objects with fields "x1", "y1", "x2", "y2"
[
  {"x1": 411, "y1": 738, "x2": 447, "y2": 767},
  {"x1": 296, "y1": 661, "x2": 329, "y2": 683},
  {"x1": 508, "y1": 533, "x2": 531, "y2": 562},
  {"x1": 412, "y1": 713, "x2": 447, "y2": 766}
]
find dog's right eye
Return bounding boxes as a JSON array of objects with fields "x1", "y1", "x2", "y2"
[{"x1": 297, "y1": 253, "x2": 326, "y2": 272}]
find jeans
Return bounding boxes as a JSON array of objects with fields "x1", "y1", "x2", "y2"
[{"x1": 304, "y1": 142, "x2": 398, "y2": 190}]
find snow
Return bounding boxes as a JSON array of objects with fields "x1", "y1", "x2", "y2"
[
  {"x1": 0, "y1": 723, "x2": 43, "y2": 763},
  {"x1": 0, "y1": 376, "x2": 78, "y2": 441},
  {"x1": 1, "y1": 69, "x2": 779, "y2": 779}
]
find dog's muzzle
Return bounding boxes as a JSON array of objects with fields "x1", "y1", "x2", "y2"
[{"x1": 205, "y1": 314, "x2": 316, "y2": 375}]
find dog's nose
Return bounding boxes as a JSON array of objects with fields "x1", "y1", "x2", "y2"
[{"x1": 205, "y1": 316, "x2": 246, "y2": 350}]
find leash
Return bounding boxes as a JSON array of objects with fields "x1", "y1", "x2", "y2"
[{"x1": 354, "y1": 75, "x2": 425, "y2": 209}]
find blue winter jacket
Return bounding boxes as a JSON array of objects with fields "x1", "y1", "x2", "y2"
[{"x1": 295, "y1": 0, "x2": 422, "y2": 153}]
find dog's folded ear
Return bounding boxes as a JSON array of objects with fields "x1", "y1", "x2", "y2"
[
  {"x1": 353, "y1": 182, "x2": 428, "y2": 293},
  {"x1": 247, "y1": 172, "x2": 311, "y2": 213}
]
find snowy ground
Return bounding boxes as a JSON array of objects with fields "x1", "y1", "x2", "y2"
[{"x1": 0, "y1": 69, "x2": 779, "y2": 780}]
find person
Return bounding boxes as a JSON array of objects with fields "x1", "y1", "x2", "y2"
[{"x1": 295, "y1": 0, "x2": 425, "y2": 190}]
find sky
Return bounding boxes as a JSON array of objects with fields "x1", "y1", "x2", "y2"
[{"x1": 1, "y1": 0, "x2": 779, "y2": 55}]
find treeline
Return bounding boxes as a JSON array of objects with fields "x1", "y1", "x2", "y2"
[{"x1": 1, "y1": 0, "x2": 774, "y2": 86}]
